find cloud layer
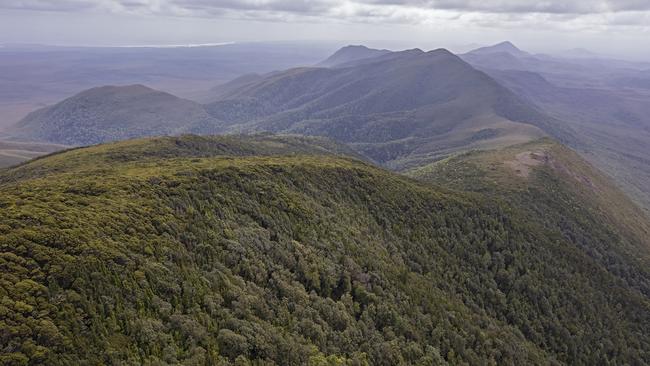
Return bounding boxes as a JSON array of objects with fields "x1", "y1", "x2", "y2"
[
  {"x1": 2, "y1": 0, "x2": 649, "y2": 33},
  {"x1": 5, "y1": 0, "x2": 650, "y2": 15}
]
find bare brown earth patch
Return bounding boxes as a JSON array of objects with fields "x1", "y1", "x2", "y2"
[
  {"x1": 505, "y1": 149, "x2": 600, "y2": 192},
  {"x1": 504, "y1": 151, "x2": 548, "y2": 177}
]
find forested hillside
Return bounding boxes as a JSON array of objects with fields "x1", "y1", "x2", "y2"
[
  {"x1": 7, "y1": 47, "x2": 554, "y2": 171},
  {"x1": 409, "y1": 138, "x2": 650, "y2": 313},
  {"x1": 205, "y1": 48, "x2": 555, "y2": 169},
  {"x1": 2, "y1": 135, "x2": 649, "y2": 365},
  {"x1": 5, "y1": 85, "x2": 223, "y2": 146}
]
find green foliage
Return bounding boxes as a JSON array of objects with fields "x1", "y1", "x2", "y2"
[{"x1": 1, "y1": 135, "x2": 649, "y2": 365}]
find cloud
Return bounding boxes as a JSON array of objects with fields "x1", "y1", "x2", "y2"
[
  {"x1": 0, "y1": 0, "x2": 99, "y2": 11},
  {"x1": 164, "y1": 0, "x2": 650, "y2": 17},
  {"x1": 171, "y1": 0, "x2": 333, "y2": 14},
  {"x1": 356, "y1": 0, "x2": 650, "y2": 14},
  {"x1": 2, "y1": 0, "x2": 650, "y2": 31}
]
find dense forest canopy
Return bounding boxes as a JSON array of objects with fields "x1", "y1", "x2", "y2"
[{"x1": 1, "y1": 135, "x2": 649, "y2": 365}]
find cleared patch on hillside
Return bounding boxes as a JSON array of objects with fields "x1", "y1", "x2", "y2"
[
  {"x1": 504, "y1": 150, "x2": 547, "y2": 177},
  {"x1": 503, "y1": 148, "x2": 600, "y2": 193}
]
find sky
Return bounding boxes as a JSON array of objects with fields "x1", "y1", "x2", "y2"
[{"x1": 1, "y1": 0, "x2": 649, "y2": 59}]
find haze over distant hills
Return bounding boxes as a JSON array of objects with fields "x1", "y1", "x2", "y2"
[
  {"x1": 0, "y1": 42, "x2": 337, "y2": 129},
  {"x1": 8, "y1": 46, "x2": 557, "y2": 171},
  {"x1": 2, "y1": 37, "x2": 650, "y2": 365},
  {"x1": 459, "y1": 41, "x2": 650, "y2": 211},
  {"x1": 4, "y1": 42, "x2": 650, "y2": 213},
  {"x1": 6, "y1": 85, "x2": 222, "y2": 146},
  {"x1": 0, "y1": 139, "x2": 66, "y2": 168},
  {"x1": 205, "y1": 47, "x2": 556, "y2": 169},
  {"x1": 466, "y1": 41, "x2": 530, "y2": 58},
  {"x1": 317, "y1": 45, "x2": 391, "y2": 67}
]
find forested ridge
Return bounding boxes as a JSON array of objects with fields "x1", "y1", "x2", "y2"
[
  {"x1": 409, "y1": 138, "x2": 650, "y2": 297},
  {"x1": 1, "y1": 135, "x2": 649, "y2": 365}
]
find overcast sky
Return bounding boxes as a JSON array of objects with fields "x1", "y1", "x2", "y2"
[{"x1": 1, "y1": 0, "x2": 649, "y2": 59}]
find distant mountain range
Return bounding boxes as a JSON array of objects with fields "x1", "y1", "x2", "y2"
[
  {"x1": 0, "y1": 42, "x2": 338, "y2": 129},
  {"x1": 466, "y1": 41, "x2": 530, "y2": 58},
  {"x1": 7, "y1": 46, "x2": 558, "y2": 171},
  {"x1": 2, "y1": 42, "x2": 650, "y2": 365},
  {"x1": 206, "y1": 47, "x2": 563, "y2": 169},
  {"x1": 459, "y1": 41, "x2": 650, "y2": 211},
  {"x1": 4, "y1": 42, "x2": 650, "y2": 211}
]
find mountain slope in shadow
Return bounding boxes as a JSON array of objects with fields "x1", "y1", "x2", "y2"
[
  {"x1": 461, "y1": 41, "x2": 650, "y2": 211},
  {"x1": 205, "y1": 47, "x2": 564, "y2": 170},
  {"x1": 6, "y1": 85, "x2": 224, "y2": 146}
]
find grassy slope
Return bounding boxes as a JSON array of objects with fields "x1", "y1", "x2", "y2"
[{"x1": 1, "y1": 135, "x2": 649, "y2": 365}]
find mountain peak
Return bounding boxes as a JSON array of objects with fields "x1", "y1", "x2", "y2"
[
  {"x1": 468, "y1": 41, "x2": 528, "y2": 57},
  {"x1": 397, "y1": 48, "x2": 425, "y2": 56},
  {"x1": 78, "y1": 84, "x2": 160, "y2": 98},
  {"x1": 427, "y1": 48, "x2": 456, "y2": 56},
  {"x1": 318, "y1": 44, "x2": 391, "y2": 67},
  {"x1": 494, "y1": 41, "x2": 520, "y2": 51},
  {"x1": 340, "y1": 45, "x2": 371, "y2": 51}
]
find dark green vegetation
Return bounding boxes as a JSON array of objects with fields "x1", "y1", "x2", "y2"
[
  {"x1": 410, "y1": 138, "x2": 650, "y2": 296},
  {"x1": 2, "y1": 135, "x2": 649, "y2": 365}
]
